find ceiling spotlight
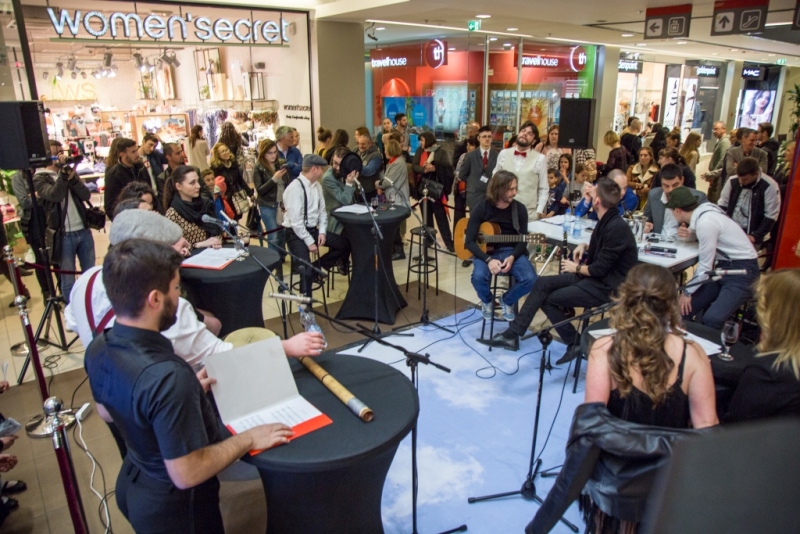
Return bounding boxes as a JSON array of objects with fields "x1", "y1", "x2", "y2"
[
  {"x1": 636, "y1": 43, "x2": 647, "y2": 47},
  {"x1": 55, "y1": 62, "x2": 64, "y2": 79},
  {"x1": 161, "y1": 50, "x2": 180, "y2": 68},
  {"x1": 81, "y1": 70, "x2": 87, "y2": 79},
  {"x1": 621, "y1": 33, "x2": 634, "y2": 37},
  {"x1": 448, "y1": 47, "x2": 456, "y2": 51},
  {"x1": 66, "y1": 56, "x2": 77, "y2": 72},
  {"x1": 489, "y1": 37, "x2": 498, "y2": 41},
  {"x1": 133, "y1": 52, "x2": 145, "y2": 71},
  {"x1": 146, "y1": 59, "x2": 155, "y2": 72},
  {"x1": 676, "y1": 40, "x2": 687, "y2": 44},
  {"x1": 507, "y1": 27, "x2": 518, "y2": 31},
  {"x1": 503, "y1": 42, "x2": 512, "y2": 47},
  {"x1": 476, "y1": 14, "x2": 491, "y2": 19},
  {"x1": 711, "y1": 52, "x2": 719, "y2": 56},
  {"x1": 108, "y1": 65, "x2": 118, "y2": 78},
  {"x1": 71, "y1": 71, "x2": 77, "y2": 79},
  {"x1": 729, "y1": 48, "x2": 739, "y2": 52},
  {"x1": 93, "y1": 68, "x2": 102, "y2": 79},
  {"x1": 103, "y1": 51, "x2": 113, "y2": 68},
  {"x1": 375, "y1": 26, "x2": 385, "y2": 31},
  {"x1": 768, "y1": 53, "x2": 776, "y2": 56}
]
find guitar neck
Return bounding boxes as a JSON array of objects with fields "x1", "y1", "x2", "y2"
[{"x1": 482, "y1": 235, "x2": 528, "y2": 243}]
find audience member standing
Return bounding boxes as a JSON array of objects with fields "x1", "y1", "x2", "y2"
[
  {"x1": 324, "y1": 129, "x2": 350, "y2": 165},
  {"x1": 702, "y1": 121, "x2": 732, "y2": 203},
  {"x1": 377, "y1": 140, "x2": 411, "y2": 261},
  {"x1": 316, "y1": 127, "x2": 333, "y2": 157},
  {"x1": 703, "y1": 128, "x2": 767, "y2": 190},
  {"x1": 210, "y1": 142, "x2": 252, "y2": 220},
  {"x1": 652, "y1": 147, "x2": 697, "y2": 189},
  {"x1": 356, "y1": 132, "x2": 383, "y2": 201},
  {"x1": 493, "y1": 121, "x2": 548, "y2": 221},
  {"x1": 275, "y1": 126, "x2": 303, "y2": 180},
  {"x1": 412, "y1": 132, "x2": 455, "y2": 251},
  {"x1": 186, "y1": 125, "x2": 210, "y2": 169},
  {"x1": 154, "y1": 143, "x2": 187, "y2": 212},
  {"x1": 253, "y1": 140, "x2": 289, "y2": 260},
  {"x1": 34, "y1": 141, "x2": 96, "y2": 303},
  {"x1": 459, "y1": 126, "x2": 498, "y2": 214},
  {"x1": 139, "y1": 133, "x2": 166, "y2": 192},
  {"x1": 104, "y1": 138, "x2": 150, "y2": 218},
  {"x1": 535, "y1": 124, "x2": 571, "y2": 171},
  {"x1": 599, "y1": 131, "x2": 632, "y2": 177},
  {"x1": 717, "y1": 157, "x2": 781, "y2": 249},
  {"x1": 11, "y1": 170, "x2": 49, "y2": 297},
  {"x1": 627, "y1": 147, "x2": 659, "y2": 210},
  {"x1": 453, "y1": 121, "x2": 480, "y2": 171},
  {"x1": 394, "y1": 113, "x2": 411, "y2": 157},
  {"x1": 757, "y1": 122, "x2": 779, "y2": 177},
  {"x1": 679, "y1": 132, "x2": 701, "y2": 174},
  {"x1": 451, "y1": 136, "x2": 478, "y2": 235},
  {"x1": 620, "y1": 118, "x2": 643, "y2": 164}
]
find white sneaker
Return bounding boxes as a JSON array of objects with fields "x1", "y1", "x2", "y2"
[
  {"x1": 481, "y1": 301, "x2": 493, "y2": 320},
  {"x1": 501, "y1": 297, "x2": 515, "y2": 321}
]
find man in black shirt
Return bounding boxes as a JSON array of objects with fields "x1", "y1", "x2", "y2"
[
  {"x1": 467, "y1": 170, "x2": 535, "y2": 322},
  {"x1": 104, "y1": 138, "x2": 151, "y2": 219},
  {"x1": 481, "y1": 178, "x2": 638, "y2": 354},
  {"x1": 84, "y1": 239, "x2": 292, "y2": 532}
]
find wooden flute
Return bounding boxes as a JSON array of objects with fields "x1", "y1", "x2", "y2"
[{"x1": 299, "y1": 357, "x2": 374, "y2": 422}]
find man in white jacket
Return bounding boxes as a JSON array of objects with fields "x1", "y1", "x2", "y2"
[{"x1": 492, "y1": 121, "x2": 549, "y2": 221}]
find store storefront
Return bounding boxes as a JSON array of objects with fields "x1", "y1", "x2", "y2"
[
  {"x1": 366, "y1": 35, "x2": 597, "y2": 149},
  {"x1": 614, "y1": 54, "x2": 726, "y2": 143},
  {"x1": 734, "y1": 64, "x2": 782, "y2": 130},
  {"x1": 7, "y1": 0, "x2": 312, "y2": 171}
]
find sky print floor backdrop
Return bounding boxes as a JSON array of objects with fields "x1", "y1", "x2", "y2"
[{"x1": 337, "y1": 308, "x2": 587, "y2": 534}]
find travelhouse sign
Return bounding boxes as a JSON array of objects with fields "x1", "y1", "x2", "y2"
[{"x1": 47, "y1": 7, "x2": 291, "y2": 43}]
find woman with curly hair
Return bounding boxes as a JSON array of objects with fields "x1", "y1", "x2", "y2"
[
  {"x1": 583, "y1": 263, "x2": 717, "y2": 532},
  {"x1": 210, "y1": 141, "x2": 252, "y2": 219}
]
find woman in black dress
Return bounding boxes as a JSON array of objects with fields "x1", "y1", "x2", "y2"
[
  {"x1": 584, "y1": 263, "x2": 718, "y2": 532},
  {"x1": 210, "y1": 142, "x2": 253, "y2": 220},
  {"x1": 726, "y1": 269, "x2": 800, "y2": 422},
  {"x1": 411, "y1": 131, "x2": 455, "y2": 251}
]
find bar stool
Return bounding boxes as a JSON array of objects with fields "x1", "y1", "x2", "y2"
[
  {"x1": 478, "y1": 273, "x2": 516, "y2": 352},
  {"x1": 406, "y1": 226, "x2": 439, "y2": 299},
  {"x1": 288, "y1": 251, "x2": 329, "y2": 315},
  {"x1": 326, "y1": 260, "x2": 351, "y2": 298}
]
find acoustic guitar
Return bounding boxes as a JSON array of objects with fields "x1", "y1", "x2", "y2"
[{"x1": 454, "y1": 217, "x2": 539, "y2": 261}]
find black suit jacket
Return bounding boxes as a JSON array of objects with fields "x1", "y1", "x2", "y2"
[
  {"x1": 458, "y1": 148, "x2": 498, "y2": 209},
  {"x1": 582, "y1": 210, "x2": 639, "y2": 300}
]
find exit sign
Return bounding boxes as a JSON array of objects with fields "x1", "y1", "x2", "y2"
[
  {"x1": 468, "y1": 20, "x2": 481, "y2": 31},
  {"x1": 777, "y1": 58, "x2": 787, "y2": 65}
]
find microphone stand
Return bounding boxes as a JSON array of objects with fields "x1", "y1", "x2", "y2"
[
  {"x1": 301, "y1": 305, "x2": 466, "y2": 534},
  {"x1": 397, "y1": 189, "x2": 454, "y2": 336},
  {"x1": 353, "y1": 181, "x2": 413, "y2": 352}
]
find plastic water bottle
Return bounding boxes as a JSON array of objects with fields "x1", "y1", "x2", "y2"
[
  {"x1": 562, "y1": 213, "x2": 572, "y2": 234},
  {"x1": 299, "y1": 305, "x2": 327, "y2": 349},
  {"x1": 572, "y1": 217, "x2": 582, "y2": 238}
]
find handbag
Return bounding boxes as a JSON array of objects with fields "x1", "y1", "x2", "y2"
[
  {"x1": 421, "y1": 178, "x2": 444, "y2": 199},
  {"x1": 231, "y1": 190, "x2": 250, "y2": 216},
  {"x1": 84, "y1": 200, "x2": 106, "y2": 230}
]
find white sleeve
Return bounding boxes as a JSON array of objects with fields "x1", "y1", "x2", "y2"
[
  {"x1": 492, "y1": 151, "x2": 506, "y2": 176},
  {"x1": 717, "y1": 177, "x2": 733, "y2": 209},
  {"x1": 164, "y1": 298, "x2": 233, "y2": 371},
  {"x1": 284, "y1": 183, "x2": 313, "y2": 246},
  {"x1": 687, "y1": 217, "x2": 720, "y2": 295},
  {"x1": 536, "y1": 157, "x2": 549, "y2": 215},
  {"x1": 764, "y1": 180, "x2": 781, "y2": 221}
]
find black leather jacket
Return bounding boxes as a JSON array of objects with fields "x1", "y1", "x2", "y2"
[{"x1": 526, "y1": 403, "x2": 705, "y2": 534}]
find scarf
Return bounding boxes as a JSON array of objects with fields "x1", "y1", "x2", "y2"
[{"x1": 171, "y1": 194, "x2": 221, "y2": 236}]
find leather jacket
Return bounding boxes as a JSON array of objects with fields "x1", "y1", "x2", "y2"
[{"x1": 526, "y1": 403, "x2": 705, "y2": 534}]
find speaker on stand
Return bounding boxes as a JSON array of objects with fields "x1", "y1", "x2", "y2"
[{"x1": 558, "y1": 98, "x2": 595, "y2": 150}]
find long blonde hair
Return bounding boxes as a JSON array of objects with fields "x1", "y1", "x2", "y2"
[
  {"x1": 608, "y1": 264, "x2": 685, "y2": 405},
  {"x1": 679, "y1": 132, "x2": 701, "y2": 162},
  {"x1": 757, "y1": 269, "x2": 800, "y2": 379},
  {"x1": 209, "y1": 142, "x2": 232, "y2": 169}
]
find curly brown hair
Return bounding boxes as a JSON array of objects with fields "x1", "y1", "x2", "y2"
[{"x1": 607, "y1": 264, "x2": 685, "y2": 405}]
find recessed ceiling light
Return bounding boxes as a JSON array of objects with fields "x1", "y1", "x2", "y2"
[
  {"x1": 765, "y1": 21, "x2": 791, "y2": 27},
  {"x1": 476, "y1": 14, "x2": 491, "y2": 19},
  {"x1": 636, "y1": 43, "x2": 647, "y2": 47},
  {"x1": 621, "y1": 33, "x2": 634, "y2": 37},
  {"x1": 730, "y1": 48, "x2": 739, "y2": 52},
  {"x1": 711, "y1": 52, "x2": 719, "y2": 56},
  {"x1": 507, "y1": 27, "x2": 518, "y2": 31},
  {"x1": 768, "y1": 53, "x2": 776, "y2": 56},
  {"x1": 489, "y1": 37, "x2": 498, "y2": 41},
  {"x1": 375, "y1": 26, "x2": 385, "y2": 31},
  {"x1": 503, "y1": 42, "x2": 512, "y2": 46},
  {"x1": 448, "y1": 47, "x2": 456, "y2": 51},
  {"x1": 676, "y1": 40, "x2": 687, "y2": 44}
]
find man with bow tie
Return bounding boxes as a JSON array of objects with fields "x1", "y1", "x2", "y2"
[{"x1": 492, "y1": 121, "x2": 549, "y2": 221}]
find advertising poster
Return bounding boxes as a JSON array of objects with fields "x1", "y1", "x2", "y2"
[
  {"x1": 408, "y1": 96, "x2": 434, "y2": 130},
  {"x1": 662, "y1": 77, "x2": 680, "y2": 130},
  {"x1": 680, "y1": 78, "x2": 699, "y2": 138},
  {"x1": 737, "y1": 89, "x2": 777, "y2": 129},
  {"x1": 432, "y1": 83, "x2": 468, "y2": 132},
  {"x1": 521, "y1": 97, "x2": 549, "y2": 132},
  {"x1": 382, "y1": 97, "x2": 407, "y2": 124}
]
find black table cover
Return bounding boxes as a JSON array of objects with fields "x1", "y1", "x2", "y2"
[
  {"x1": 581, "y1": 318, "x2": 757, "y2": 387},
  {"x1": 332, "y1": 205, "x2": 410, "y2": 324},
  {"x1": 180, "y1": 245, "x2": 280, "y2": 337},
  {"x1": 236, "y1": 354, "x2": 419, "y2": 533}
]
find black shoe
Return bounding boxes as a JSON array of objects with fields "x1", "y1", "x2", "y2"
[
  {"x1": 462, "y1": 259, "x2": 472, "y2": 267},
  {"x1": 555, "y1": 344, "x2": 580, "y2": 365},
  {"x1": 446, "y1": 244, "x2": 455, "y2": 253},
  {"x1": 477, "y1": 332, "x2": 519, "y2": 351},
  {"x1": 18, "y1": 268, "x2": 32, "y2": 277},
  {"x1": 392, "y1": 252, "x2": 406, "y2": 261}
]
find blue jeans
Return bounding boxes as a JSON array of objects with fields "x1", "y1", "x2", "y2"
[
  {"x1": 259, "y1": 205, "x2": 285, "y2": 258},
  {"x1": 685, "y1": 258, "x2": 760, "y2": 329},
  {"x1": 61, "y1": 228, "x2": 96, "y2": 304},
  {"x1": 471, "y1": 248, "x2": 536, "y2": 305}
]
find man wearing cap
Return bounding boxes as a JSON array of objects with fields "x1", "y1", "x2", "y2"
[
  {"x1": 643, "y1": 163, "x2": 706, "y2": 238},
  {"x1": 667, "y1": 186, "x2": 760, "y2": 329},
  {"x1": 282, "y1": 154, "x2": 339, "y2": 296}
]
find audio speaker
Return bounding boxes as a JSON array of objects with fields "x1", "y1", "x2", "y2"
[
  {"x1": 558, "y1": 98, "x2": 594, "y2": 149},
  {"x1": 0, "y1": 101, "x2": 49, "y2": 169}
]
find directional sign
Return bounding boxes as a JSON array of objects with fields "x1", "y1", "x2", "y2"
[
  {"x1": 467, "y1": 20, "x2": 481, "y2": 31},
  {"x1": 645, "y1": 4, "x2": 692, "y2": 40},
  {"x1": 711, "y1": 0, "x2": 768, "y2": 36}
]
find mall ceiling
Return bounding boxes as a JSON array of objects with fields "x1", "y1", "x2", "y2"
[{"x1": 315, "y1": 0, "x2": 800, "y2": 66}]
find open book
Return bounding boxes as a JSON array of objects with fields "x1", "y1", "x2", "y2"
[{"x1": 205, "y1": 337, "x2": 332, "y2": 454}]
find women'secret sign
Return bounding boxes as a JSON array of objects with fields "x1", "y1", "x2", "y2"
[{"x1": 47, "y1": 7, "x2": 291, "y2": 43}]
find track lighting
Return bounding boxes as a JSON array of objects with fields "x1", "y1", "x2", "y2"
[
  {"x1": 160, "y1": 49, "x2": 180, "y2": 68},
  {"x1": 66, "y1": 57, "x2": 77, "y2": 72},
  {"x1": 133, "y1": 52, "x2": 144, "y2": 71},
  {"x1": 55, "y1": 62, "x2": 64, "y2": 80}
]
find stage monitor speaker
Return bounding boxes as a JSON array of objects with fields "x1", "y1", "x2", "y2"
[
  {"x1": 0, "y1": 101, "x2": 49, "y2": 170},
  {"x1": 558, "y1": 98, "x2": 594, "y2": 150}
]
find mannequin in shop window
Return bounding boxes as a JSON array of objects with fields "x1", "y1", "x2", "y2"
[{"x1": 164, "y1": 166, "x2": 223, "y2": 250}]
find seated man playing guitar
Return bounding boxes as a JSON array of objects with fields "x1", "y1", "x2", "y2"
[{"x1": 461, "y1": 170, "x2": 536, "y2": 321}]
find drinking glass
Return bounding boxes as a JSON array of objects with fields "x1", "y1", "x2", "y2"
[
  {"x1": 387, "y1": 191, "x2": 396, "y2": 210},
  {"x1": 718, "y1": 320, "x2": 739, "y2": 361}
]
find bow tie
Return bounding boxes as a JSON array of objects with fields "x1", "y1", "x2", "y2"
[{"x1": 514, "y1": 150, "x2": 527, "y2": 158}]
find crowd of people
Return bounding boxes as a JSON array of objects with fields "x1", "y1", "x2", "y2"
[{"x1": 0, "y1": 107, "x2": 796, "y2": 532}]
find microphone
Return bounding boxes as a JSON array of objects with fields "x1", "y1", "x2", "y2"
[
  {"x1": 268, "y1": 292, "x2": 315, "y2": 304},
  {"x1": 219, "y1": 210, "x2": 238, "y2": 227},
  {"x1": 201, "y1": 214, "x2": 225, "y2": 227},
  {"x1": 710, "y1": 269, "x2": 747, "y2": 277}
]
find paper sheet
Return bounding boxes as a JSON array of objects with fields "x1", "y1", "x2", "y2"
[
  {"x1": 334, "y1": 204, "x2": 370, "y2": 215},
  {"x1": 181, "y1": 248, "x2": 241, "y2": 270},
  {"x1": 205, "y1": 338, "x2": 332, "y2": 454},
  {"x1": 588, "y1": 328, "x2": 721, "y2": 356}
]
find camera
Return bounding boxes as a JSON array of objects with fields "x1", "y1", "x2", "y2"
[{"x1": 53, "y1": 154, "x2": 83, "y2": 166}]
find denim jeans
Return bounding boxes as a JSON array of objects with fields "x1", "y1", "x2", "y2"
[
  {"x1": 685, "y1": 258, "x2": 760, "y2": 329},
  {"x1": 259, "y1": 205, "x2": 285, "y2": 258},
  {"x1": 471, "y1": 248, "x2": 536, "y2": 306},
  {"x1": 61, "y1": 228, "x2": 95, "y2": 303}
]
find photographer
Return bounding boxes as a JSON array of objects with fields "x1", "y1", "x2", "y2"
[{"x1": 33, "y1": 140, "x2": 96, "y2": 304}]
